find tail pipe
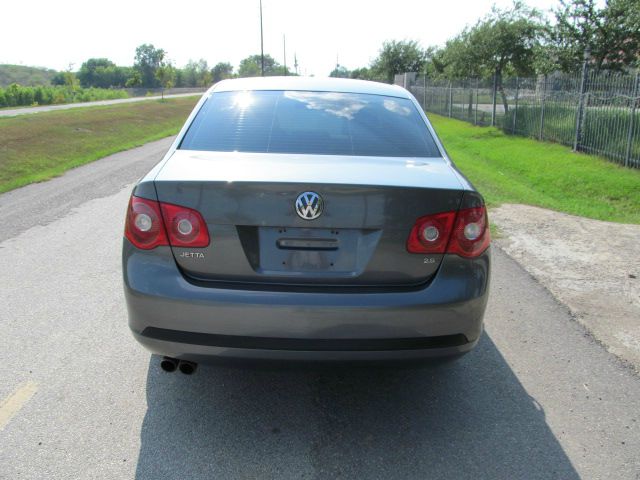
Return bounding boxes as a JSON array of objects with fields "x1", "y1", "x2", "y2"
[
  {"x1": 178, "y1": 360, "x2": 197, "y2": 375},
  {"x1": 160, "y1": 357, "x2": 198, "y2": 374},
  {"x1": 160, "y1": 356, "x2": 179, "y2": 372}
]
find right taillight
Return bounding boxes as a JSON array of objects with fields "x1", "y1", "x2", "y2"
[
  {"x1": 407, "y1": 206, "x2": 490, "y2": 258},
  {"x1": 447, "y1": 206, "x2": 491, "y2": 258},
  {"x1": 406, "y1": 211, "x2": 457, "y2": 254},
  {"x1": 124, "y1": 195, "x2": 209, "y2": 250}
]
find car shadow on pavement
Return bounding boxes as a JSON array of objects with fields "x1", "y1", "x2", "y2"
[{"x1": 135, "y1": 333, "x2": 580, "y2": 480}]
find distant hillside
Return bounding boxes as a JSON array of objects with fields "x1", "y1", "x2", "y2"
[{"x1": 0, "y1": 64, "x2": 58, "y2": 87}]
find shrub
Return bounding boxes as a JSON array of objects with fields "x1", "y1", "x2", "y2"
[{"x1": 0, "y1": 84, "x2": 129, "y2": 108}]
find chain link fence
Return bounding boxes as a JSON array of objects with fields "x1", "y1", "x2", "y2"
[{"x1": 400, "y1": 69, "x2": 640, "y2": 169}]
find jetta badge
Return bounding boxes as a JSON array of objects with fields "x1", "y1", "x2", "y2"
[{"x1": 295, "y1": 191, "x2": 323, "y2": 220}]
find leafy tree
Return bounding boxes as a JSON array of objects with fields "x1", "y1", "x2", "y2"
[
  {"x1": 125, "y1": 70, "x2": 142, "y2": 87},
  {"x1": 78, "y1": 58, "x2": 114, "y2": 87},
  {"x1": 434, "y1": 3, "x2": 542, "y2": 113},
  {"x1": 329, "y1": 65, "x2": 350, "y2": 78},
  {"x1": 76, "y1": 58, "x2": 133, "y2": 88},
  {"x1": 60, "y1": 67, "x2": 79, "y2": 89},
  {"x1": 238, "y1": 54, "x2": 289, "y2": 77},
  {"x1": 211, "y1": 62, "x2": 234, "y2": 83},
  {"x1": 349, "y1": 67, "x2": 374, "y2": 80},
  {"x1": 432, "y1": 35, "x2": 484, "y2": 79},
  {"x1": 51, "y1": 72, "x2": 67, "y2": 86},
  {"x1": 370, "y1": 40, "x2": 427, "y2": 83},
  {"x1": 155, "y1": 62, "x2": 176, "y2": 99},
  {"x1": 114, "y1": 67, "x2": 135, "y2": 87},
  {"x1": 173, "y1": 68, "x2": 185, "y2": 87},
  {"x1": 548, "y1": 0, "x2": 640, "y2": 71},
  {"x1": 239, "y1": 54, "x2": 270, "y2": 77},
  {"x1": 182, "y1": 59, "x2": 212, "y2": 87},
  {"x1": 133, "y1": 44, "x2": 166, "y2": 87}
]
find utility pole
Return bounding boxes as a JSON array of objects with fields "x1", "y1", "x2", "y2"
[
  {"x1": 283, "y1": 35, "x2": 287, "y2": 76},
  {"x1": 259, "y1": 0, "x2": 264, "y2": 76},
  {"x1": 294, "y1": 53, "x2": 298, "y2": 75}
]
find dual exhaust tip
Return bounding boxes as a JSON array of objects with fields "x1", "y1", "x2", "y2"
[{"x1": 160, "y1": 356, "x2": 197, "y2": 375}]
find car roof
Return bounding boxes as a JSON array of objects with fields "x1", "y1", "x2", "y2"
[{"x1": 210, "y1": 76, "x2": 411, "y2": 99}]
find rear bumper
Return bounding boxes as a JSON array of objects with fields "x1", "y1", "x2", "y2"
[{"x1": 123, "y1": 241, "x2": 490, "y2": 363}]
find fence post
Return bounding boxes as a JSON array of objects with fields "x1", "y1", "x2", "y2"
[
  {"x1": 512, "y1": 77, "x2": 519, "y2": 134},
  {"x1": 448, "y1": 81, "x2": 453, "y2": 117},
  {"x1": 475, "y1": 78, "x2": 479, "y2": 125},
  {"x1": 461, "y1": 79, "x2": 465, "y2": 117},
  {"x1": 423, "y1": 74, "x2": 427, "y2": 110},
  {"x1": 624, "y1": 71, "x2": 639, "y2": 167},
  {"x1": 573, "y1": 49, "x2": 590, "y2": 151},
  {"x1": 539, "y1": 74, "x2": 547, "y2": 140},
  {"x1": 491, "y1": 73, "x2": 498, "y2": 126}
]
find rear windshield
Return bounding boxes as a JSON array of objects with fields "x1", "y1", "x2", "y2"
[{"x1": 179, "y1": 90, "x2": 441, "y2": 157}]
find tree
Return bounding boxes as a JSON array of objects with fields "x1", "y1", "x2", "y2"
[
  {"x1": 435, "y1": 3, "x2": 542, "y2": 113},
  {"x1": 239, "y1": 54, "x2": 270, "y2": 77},
  {"x1": 211, "y1": 62, "x2": 234, "y2": 83},
  {"x1": 182, "y1": 59, "x2": 212, "y2": 87},
  {"x1": 238, "y1": 54, "x2": 289, "y2": 77},
  {"x1": 155, "y1": 62, "x2": 176, "y2": 99},
  {"x1": 433, "y1": 34, "x2": 485, "y2": 79},
  {"x1": 133, "y1": 44, "x2": 166, "y2": 87},
  {"x1": 52, "y1": 65, "x2": 79, "y2": 89},
  {"x1": 329, "y1": 65, "x2": 350, "y2": 78},
  {"x1": 548, "y1": 0, "x2": 640, "y2": 72},
  {"x1": 370, "y1": 40, "x2": 427, "y2": 83},
  {"x1": 125, "y1": 70, "x2": 142, "y2": 87},
  {"x1": 76, "y1": 58, "x2": 133, "y2": 88},
  {"x1": 349, "y1": 67, "x2": 374, "y2": 80},
  {"x1": 51, "y1": 72, "x2": 67, "y2": 86},
  {"x1": 77, "y1": 58, "x2": 114, "y2": 87}
]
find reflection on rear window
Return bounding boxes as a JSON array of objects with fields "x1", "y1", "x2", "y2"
[{"x1": 179, "y1": 90, "x2": 441, "y2": 157}]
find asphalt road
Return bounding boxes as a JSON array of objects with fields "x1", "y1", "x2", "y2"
[
  {"x1": 1, "y1": 139, "x2": 639, "y2": 479},
  {"x1": 0, "y1": 93, "x2": 202, "y2": 118}
]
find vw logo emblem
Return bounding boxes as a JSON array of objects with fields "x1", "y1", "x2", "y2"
[{"x1": 295, "y1": 191, "x2": 323, "y2": 220}]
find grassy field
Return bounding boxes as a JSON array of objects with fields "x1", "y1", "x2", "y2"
[
  {"x1": 0, "y1": 96, "x2": 198, "y2": 193},
  {"x1": 429, "y1": 114, "x2": 640, "y2": 224},
  {"x1": 0, "y1": 64, "x2": 57, "y2": 87}
]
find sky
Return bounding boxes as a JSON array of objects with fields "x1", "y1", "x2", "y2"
[{"x1": 1, "y1": 0, "x2": 562, "y2": 77}]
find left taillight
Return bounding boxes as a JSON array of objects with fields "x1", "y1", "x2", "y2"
[
  {"x1": 160, "y1": 202, "x2": 209, "y2": 248},
  {"x1": 124, "y1": 195, "x2": 209, "y2": 250},
  {"x1": 125, "y1": 196, "x2": 168, "y2": 249}
]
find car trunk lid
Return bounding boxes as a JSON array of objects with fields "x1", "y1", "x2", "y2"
[{"x1": 154, "y1": 150, "x2": 464, "y2": 287}]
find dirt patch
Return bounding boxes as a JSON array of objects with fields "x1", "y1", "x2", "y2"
[{"x1": 490, "y1": 204, "x2": 640, "y2": 371}]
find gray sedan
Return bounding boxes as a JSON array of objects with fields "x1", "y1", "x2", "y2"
[{"x1": 122, "y1": 77, "x2": 490, "y2": 374}]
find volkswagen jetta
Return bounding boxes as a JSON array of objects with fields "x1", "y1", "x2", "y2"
[{"x1": 122, "y1": 77, "x2": 490, "y2": 373}]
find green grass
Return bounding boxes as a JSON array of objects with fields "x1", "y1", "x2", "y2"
[
  {"x1": 0, "y1": 96, "x2": 199, "y2": 193},
  {"x1": 429, "y1": 113, "x2": 640, "y2": 224}
]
